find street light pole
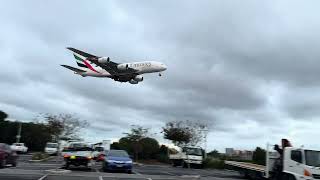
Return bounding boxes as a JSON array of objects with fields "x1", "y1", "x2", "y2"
[{"x1": 16, "y1": 122, "x2": 22, "y2": 143}]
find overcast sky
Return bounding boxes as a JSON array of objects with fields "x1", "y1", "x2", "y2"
[{"x1": 2, "y1": 0, "x2": 320, "y2": 152}]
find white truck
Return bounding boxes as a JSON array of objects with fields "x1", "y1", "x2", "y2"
[
  {"x1": 44, "y1": 142, "x2": 59, "y2": 155},
  {"x1": 169, "y1": 146, "x2": 205, "y2": 168},
  {"x1": 92, "y1": 140, "x2": 111, "y2": 161},
  {"x1": 225, "y1": 139, "x2": 320, "y2": 180}
]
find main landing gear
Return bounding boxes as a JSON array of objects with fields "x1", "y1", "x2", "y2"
[{"x1": 159, "y1": 73, "x2": 162, "y2": 76}]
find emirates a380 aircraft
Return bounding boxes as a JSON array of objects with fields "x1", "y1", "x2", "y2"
[{"x1": 61, "y1": 47, "x2": 167, "y2": 84}]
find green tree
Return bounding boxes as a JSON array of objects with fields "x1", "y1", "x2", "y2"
[
  {"x1": 43, "y1": 113, "x2": 88, "y2": 141},
  {"x1": 162, "y1": 120, "x2": 208, "y2": 147},
  {"x1": 110, "y1": 142, "x2": 121, "y2": 150},
  {"x1": 252, "y1": 147, "x2": 266, "y2": 165},
  {"x1": 157, "y1": 145, "x2": 170, "y2": 163},
  {"x1": 0, "y1": 111, "x2": 8, "y2": 121},
  {"x1": 20, "y1": 122, "x2": 52, "y2": 151},
  {"x1": 123, "y1": 125, "x2": 148, "y2": 160},
  {"x1": 118, "y1": 137, "x2": 134, "y2": 154},
  {"x1": 139, "y1": 137, "x2": 159, "y2": 159},
  {"x1": 207, "y1": 149, "x2": 220, "y2": 158}
]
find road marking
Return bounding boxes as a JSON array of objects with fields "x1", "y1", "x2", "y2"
[
  {"x1": 98, "y1": 176, "x2": 103, "y2": 180},
  {"x1": 38, "y1": 174, "x2": 48, "y2": 180},
  {"x1": 133, "y1": 170, "x2": 142, "y2": 175},
  {"x1": 162, "y1": 171, "x2": 175, "y2": 176},
  {"x1": 146, "y1": 178, "x2": 152, "y2": 180}
]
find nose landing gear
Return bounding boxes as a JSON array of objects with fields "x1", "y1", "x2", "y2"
[{"x1": 159, "y1": 73, "x2": 162, "y2": 77}]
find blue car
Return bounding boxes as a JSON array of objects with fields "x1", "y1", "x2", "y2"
[{"x1": 102, "y1": 150, "x2": 133, "y2": 173}]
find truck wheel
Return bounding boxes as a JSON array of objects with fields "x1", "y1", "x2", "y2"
[
  {"x1": 239, "y1": 170, "x2": 249, "y2": 179},
  {"x1": 282, "y1": 173, "x2": 296, "y2": 180},
  {"x1": 172, "y1": 161, "x2": 178, "y2": 167}
]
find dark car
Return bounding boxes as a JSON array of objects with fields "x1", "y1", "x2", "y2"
[
  {"x1": 62, "y1": 142, "x2": 94, "y2": 169},
  {"x1": 0, "y1": 143, "x2": 18, "y2": 168},
  {"x1": 102, "y1": 150, "x2": 132, "y2": 173}
]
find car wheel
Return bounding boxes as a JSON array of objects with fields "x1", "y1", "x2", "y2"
[
  {"x1": 182, "y1": 161, "x2": 188, "y2": 168},
  {"x1": 127, "y1": 170, "x2": 132, "y2": 174},
  {"x1": 65, "y1": 163, "x2": 70, "y2": 169},
  {"x1": 11, "y1": 160, "x2": 17, "y2": 167},
  {"x1": 102, "y1": 163, "x2": 107, "y2": 172},
  {"x1": 0, "y1": 158, "x2": 6, "y2": 168}
]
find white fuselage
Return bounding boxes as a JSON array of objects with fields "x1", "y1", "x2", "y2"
[{"x1": 78, "y1": 61, "x2": 167, "y2": 77}]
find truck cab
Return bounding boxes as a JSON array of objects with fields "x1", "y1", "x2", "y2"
[
  {"x1": 226, "y1": 139, "x2": 320, "y2": 180},
  {"x1": 277, "y1": 147, "x2": 320, "y2": 180},
  {"x1": 169, "y1": 146, "x2": 205, "y2": 168}
]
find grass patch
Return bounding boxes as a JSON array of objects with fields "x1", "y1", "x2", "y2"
[
  {"x1": 32, "y1": 152, "x2": 50, "y2": 160},
  {"x1": 203, "y1": 158, "x2": 225, "y2": 169}
]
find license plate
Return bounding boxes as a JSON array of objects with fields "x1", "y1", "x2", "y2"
[
  {"x1": 70, "y1": 156, "x2": 76, "y2": 159},
  {"x1": 116, "y1": 164, "x2": 123, "y2": 167}
]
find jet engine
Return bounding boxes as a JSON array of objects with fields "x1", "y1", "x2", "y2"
[
  {"x1": 117, "y1": 63, "x2": 129, "y2": 71},
  {"x1": 133, "y1": 75, "x2": 143, "y2": 82},
  {"x1": 129, "y1": 79, "x2": 138, "y2": 84},
  {"x1": 98, "y1": 57, "x2": 110, "y2": 64}
]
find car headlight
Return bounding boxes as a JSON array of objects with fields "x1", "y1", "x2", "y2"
[
  {"x1": 106, "y1": 160, "x2": 117, "y2": 163},
  {"x1": 125, "y1": 160, "x2": 132, "y2": 164}
]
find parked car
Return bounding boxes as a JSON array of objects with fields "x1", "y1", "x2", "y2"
[
  {"x1": 44, "y1": 142, "x2": 59, "y2": 155},
  {"x1": 0, "y1": 143, "x2": 18, "y2": 168},
  {"x1": 11, "y1": 143, "x2": 28, "y2": 154},
  {"x1": 102, "y1": 150, "x2": 132, "y2": 173}
]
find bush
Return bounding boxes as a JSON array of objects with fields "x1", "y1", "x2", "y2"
[
  {"x1": 32, "y1": 152, "x2": 50, "y2": 160},
  {"x1": 157, "y1": 154, "x2": 170, "y2": 163},
  {"x1": 203, "y1": 158, "x2": 225, "y2": 169}
]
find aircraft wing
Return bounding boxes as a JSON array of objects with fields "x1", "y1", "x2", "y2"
[
  {"x1": 66, "y1": 47, "x2": 138, "y2": 76},
  {"x1": 61, "y1": 65, "x2": 86, "y2": 73}
]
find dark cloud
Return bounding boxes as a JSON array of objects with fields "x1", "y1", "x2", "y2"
[{"x1": 2, "y1": 0, "x2": 320, "y2": 151}]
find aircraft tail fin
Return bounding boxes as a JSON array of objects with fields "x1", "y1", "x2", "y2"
[
  {"x1": 73, "y1": 53, "x2": 89, "y2": 69},
  {"x1": 61, "y1": 65, "x2": 86, "y2": 73}
]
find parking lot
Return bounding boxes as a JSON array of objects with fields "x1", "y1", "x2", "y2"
[{"x1": 0, "y1": 154, "x2": 243, "y2": 180}]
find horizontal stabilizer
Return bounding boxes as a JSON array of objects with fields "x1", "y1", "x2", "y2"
[{"x1": 61, "y1": 65, "x2": 86, "y2": 73}]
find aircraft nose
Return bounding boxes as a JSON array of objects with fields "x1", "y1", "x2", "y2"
[{"x1": 162, "y1": 64, "x2": 167, "y2": 70}]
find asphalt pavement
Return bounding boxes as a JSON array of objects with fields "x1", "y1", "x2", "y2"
[{"x1": 0, "y1": 154, "x2": 243, "y2": 180}]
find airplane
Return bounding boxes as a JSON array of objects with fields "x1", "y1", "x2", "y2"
[{"x1": 61, "y1": 47, "x2": 167, "y2": 84}]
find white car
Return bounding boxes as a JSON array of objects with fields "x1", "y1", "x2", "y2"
[
  {"x1": 11, "y1": 143, "x2": 28, "y2": 154},
  {"x1": 44, "y1": 142, "x2": 59, "y2": 155}
]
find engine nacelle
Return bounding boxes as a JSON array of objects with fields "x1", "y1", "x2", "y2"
[
  {"x1": 98, "y1": 57, "x2": 110, "y2": 64},
  {"x1": 129, "y1": 79, "x2": 138, "y2": 84},
  {"x1": 117, "y1": 63, "x2": 129, "y2": 71},
  {"x1": 133, "y1": 75, "x2": 143, "y2": 82}
]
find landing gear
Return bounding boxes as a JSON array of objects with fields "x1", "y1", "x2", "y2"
[{"x1": 159, "y1": 73, "x2": 162, "y2": 76}]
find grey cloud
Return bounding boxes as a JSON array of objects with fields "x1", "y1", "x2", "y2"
[{"x1": 2, "y1": 0, "x2": 320, "y2": 151}]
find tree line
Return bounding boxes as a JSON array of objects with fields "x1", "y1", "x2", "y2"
[
  {"x1": 0, "y1": 111, "x2": 87, "y2": 151},
  {"x1": 0, "y1": 110, "x2": 209, "y2": 161}
]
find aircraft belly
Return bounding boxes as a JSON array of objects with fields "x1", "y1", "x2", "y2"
[{"x1": 85, "y1": 72, "x2": 111, "y2": 77}]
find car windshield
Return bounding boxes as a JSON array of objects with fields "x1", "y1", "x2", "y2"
[
  {"x1": 108, "y1": 150, "x2": 129, "y2": 157},
  {"x1": 65, "y1": 143, "x2": 93, "y2": 151},
  {"x1": 46, "y1": 143, "x2": 58, "y2": 148},
  {"x1": 184, "y1": 148, "x2": 203, "y2": 156},
  {"x1": 95, "y1": 147, "x2": 104, "y2": 152},
  {"x1": 305, "y1": 150, "x2": 320, "y2": 167}
]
